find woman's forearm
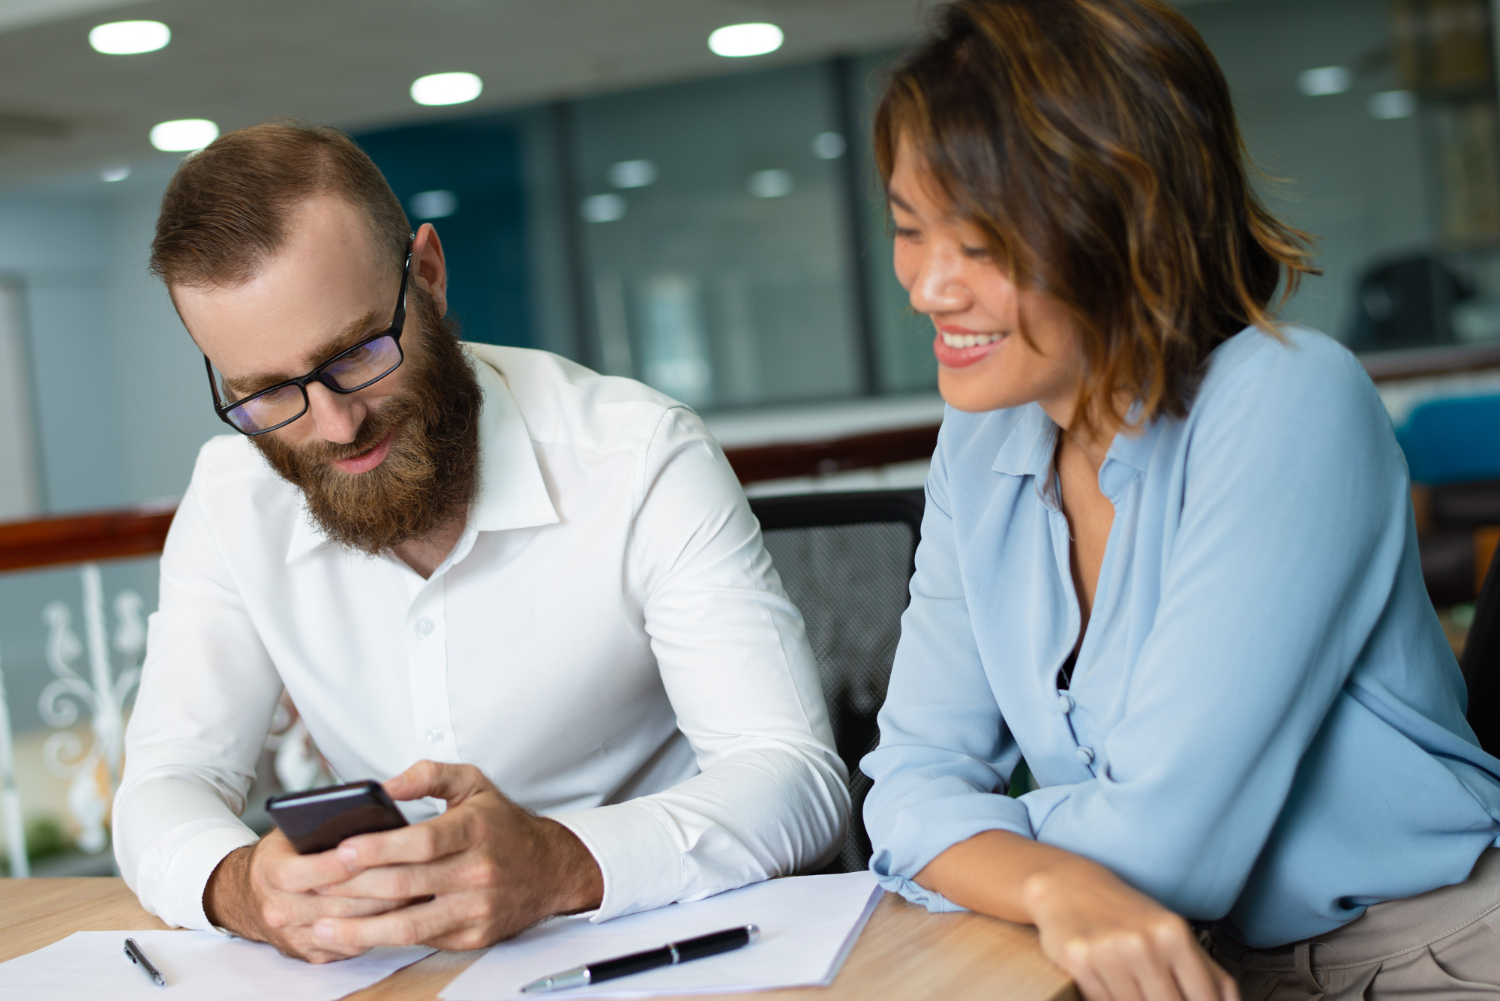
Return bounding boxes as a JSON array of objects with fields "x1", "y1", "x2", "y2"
[{"x1": 915, "y1": 829, "x2": 1117, "y2": 925}]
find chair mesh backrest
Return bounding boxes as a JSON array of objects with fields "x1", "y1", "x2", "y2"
[{"x1": 753, "y1": 490, "x2": 923, "y2": 874}]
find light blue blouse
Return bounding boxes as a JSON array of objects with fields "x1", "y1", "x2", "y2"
[{"x1": 861, "y1": 326, "x2": 1500, "y2": 948}]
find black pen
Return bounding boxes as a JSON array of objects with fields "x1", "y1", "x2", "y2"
[
  {"x1": 520, "y1": 924, "x2": 760, "y2": 994},
  {"x1": 124, "y1": 937, "x2": 167, "y2": 987}
]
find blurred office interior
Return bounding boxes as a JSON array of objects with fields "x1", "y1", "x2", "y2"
[{"x1": 2, "y1": 0, "x2": 1500, "y2": 871}]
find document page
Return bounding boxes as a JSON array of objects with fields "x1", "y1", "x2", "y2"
[
  {"x1": 0, "y1": 929, "x2": 433, "y2": 1001},
  {"x1": 440, "y1": 870, "x2": 882, "y2": 1001}
]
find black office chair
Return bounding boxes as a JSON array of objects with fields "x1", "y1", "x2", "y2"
[
  {"x1": 750, "y1": 488, "x2": 925, "y2": 873},
  {"x1": 1461, "y1": 552, "x2": 1500, "y2": 757}
]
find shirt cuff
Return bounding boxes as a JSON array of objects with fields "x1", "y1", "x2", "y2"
[
  {"x1": 132, "y1": 819, "x2": 259, "y2": 932},
  {"x1": 869, "y1": 790, "x2": 1034, "y2": 894},
  {"x1": 551, "y1": 800, "x2": 686, "y2": 922}
]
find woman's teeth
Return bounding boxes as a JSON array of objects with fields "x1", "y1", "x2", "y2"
[{"x1": 941, "y1": 331, "x2": 1005, "y2": 348}]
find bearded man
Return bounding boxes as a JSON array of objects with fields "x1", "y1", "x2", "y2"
[{"x1": 112, "y1": 122, "x2": 848, "y2": 962}]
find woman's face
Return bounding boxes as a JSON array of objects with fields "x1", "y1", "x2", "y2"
[{"x1": 889, "y1": 138, "x2": 1084, "y2": 420}]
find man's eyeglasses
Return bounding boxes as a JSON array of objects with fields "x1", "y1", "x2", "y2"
[{"x1": 204, "y1": 247, "x2": 412, "y2": 436}]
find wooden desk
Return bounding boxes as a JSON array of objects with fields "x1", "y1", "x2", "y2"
[{"x1": 0, "y1": 878, "x2": 1075, "y2": 1001}]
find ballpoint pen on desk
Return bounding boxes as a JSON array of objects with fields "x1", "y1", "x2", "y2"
[
  {"x1": 520, "y1": 924, "x2": 761, "y2": 994},
  {"x1": 124, "y1": 937, "x2": 167, "y2": 987}
]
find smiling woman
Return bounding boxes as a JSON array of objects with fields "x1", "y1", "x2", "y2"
[
  {"x1": 859, "y1": 4, "x2": 1500, "y2": 1001},
  {"x1": 873, "y1": 0, "x2": 1316, "y2": 432}
]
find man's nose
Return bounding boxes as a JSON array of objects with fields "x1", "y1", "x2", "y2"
[{"x1": 304, "y1": 381, "x2": 366, "y2": 445}]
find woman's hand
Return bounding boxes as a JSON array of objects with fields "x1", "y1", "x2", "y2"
[
  {"x1": 1021, "y1": 856, "x2": 1237, "y2": 1001},
  {"x1": 915, "y1": 830, "x2": 1238, "y2": 1001}
]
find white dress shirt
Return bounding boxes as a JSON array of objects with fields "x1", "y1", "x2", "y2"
[{"x1": 113, "y1": 344, "x2": 848, "y2": 932}]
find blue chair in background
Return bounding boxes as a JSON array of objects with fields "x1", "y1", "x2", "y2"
[{"x1": 1397, "y1": 393, "x2": 1500, "y2": 486}]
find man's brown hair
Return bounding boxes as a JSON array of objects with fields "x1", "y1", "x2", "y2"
[
  {"x1": 150, "y1": 120, "x2": 410, "y2": 289},
  {"x1": 875, "y1": 0, "x2": 1318, "y2": 428}
]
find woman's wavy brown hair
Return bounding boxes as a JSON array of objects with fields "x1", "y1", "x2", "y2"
[{"x1": 874, "y1": 0, "x2": 1318, "y2": 428}]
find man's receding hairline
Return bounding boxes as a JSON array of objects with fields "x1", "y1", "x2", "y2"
[{"x1": 166, "y1": 191, "x2": 398, "y2": 296}]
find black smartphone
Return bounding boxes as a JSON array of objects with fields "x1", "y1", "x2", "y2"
[{"x1": 265, "y1": 780, "x2": 408, "y2": 855}]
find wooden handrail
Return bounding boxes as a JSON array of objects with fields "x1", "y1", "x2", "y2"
[
  {"x1": 0, "y1": 425, "x2": 944, "y2": 573},
  {"x1": 0, "y1": 503, "x2": 178, "y2": 573}
]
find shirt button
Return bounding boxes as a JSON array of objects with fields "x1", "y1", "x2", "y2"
[
  {"x1": 425, "y1": 728, "x2": 445, "y2": 745},
  {"x1": 416, "y1": 618, "x2": 435, "y2": 635},
  {"x1": 1057, "y1": 694, "x2": 1075, "y2": 714},
  {"x1": 1075, "y1": 746, "x2": 1095, "y2": 765}
]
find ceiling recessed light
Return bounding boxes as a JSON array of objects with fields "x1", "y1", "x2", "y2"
[
  {"x1": 100, "y1": 164, "x2": 130, "y2": 182},
  {"x1": 1296, "y1": 66, "x2": 1352, "y2": 97},
  {"x1": 410, "y1": 72, "x2": 483, "y2": 106},
  {"x1": 608, "y1": 160, "x2": 657, "y2": 189},
  {"x1": 708, "y1": 23, "x2": 783, "y2": 58},
  {"x1": 1369, "y1": 90, "x2": 1418, "y2": 120},
  {"x1": 150, "y1": 119, "x2": 218, "y2": 152},
  {"x1": 89, "y1": 20, "x2": 170, "y2": 55},
  {"x1": 410, "y1": 190, "x2": 458, "y2": 219},
  {"x1": 748, "y1": 169, "x2": 793, "y2": 199},
  {"x1": 580, "y1": 194, "x2": 626, "y2": 223}
]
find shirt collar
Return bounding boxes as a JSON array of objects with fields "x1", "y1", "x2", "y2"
[
  {"x1": 285, "y1": 346, "x2": 558, "y2": 563},
  {"x1": 1102, "y1": 402, "x2": 1162, "y2": 475},
  {"x1": 991, "y1": 404, "x2": 1057, "y2": 479}
]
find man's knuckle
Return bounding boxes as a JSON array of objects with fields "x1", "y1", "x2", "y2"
[
  {"x1": 392, "y1": 917, "x2": 420, "y2": 946},
  {"x1": 468, "y1": 859, "x2": 502, "y2": 887}
]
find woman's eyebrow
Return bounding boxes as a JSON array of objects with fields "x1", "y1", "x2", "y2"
[
  {"x1": 888, "y1": 190, "x2": 917, "y2": 214},
  {"x1": 224, "y1": 309, "x2": 383, "y2": 397}
]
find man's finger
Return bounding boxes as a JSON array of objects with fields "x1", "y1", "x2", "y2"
[
  {"x1": 384, "y1": 760, "x2": 487, "y2": 804},
  {"x1": 336, "y1": 812, "x2": 471, "y2": 870},
  {"x1": 314, "y1": 897, "x2": 457, "y2": 949},
  {"x1": 320, "y1": 852, "x2": 483, "y2": 901},
  {"x1": 270, "y1": 845, "x2": 365, "y2": 894}
]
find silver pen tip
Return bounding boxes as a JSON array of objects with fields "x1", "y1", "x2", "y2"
[{"x1": 746, "y1": 924, "x2": 761, "y2": 943}]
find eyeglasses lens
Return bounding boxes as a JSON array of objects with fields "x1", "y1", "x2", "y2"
[
  {"x1": 226, "y1": 384, "x2": 305, "y2": 434},
  {"x1": 323, "y1": 335, "x2": 401, "y2": 390}
]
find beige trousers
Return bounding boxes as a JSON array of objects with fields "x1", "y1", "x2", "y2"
[{"x1": 1208, "y1": 849, "x2": 1500, "y2": 1001}]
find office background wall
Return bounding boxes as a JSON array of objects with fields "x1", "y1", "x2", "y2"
[
  {"x1": 0, "y1": 0, "x2": 1496, "y2": 736},
  {"x1": 0, "y1": 2, "x2": 1476, "y2": 522}
]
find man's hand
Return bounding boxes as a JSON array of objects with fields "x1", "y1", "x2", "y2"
[
  {"x1": 312, "y1": 760, "x2": 604, "y2": 952},
  {"x1": 203, "y1": 830, "x2": 411, "y2": 963}
]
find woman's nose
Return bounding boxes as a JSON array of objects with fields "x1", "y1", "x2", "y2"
[{"x1": 908, "y1": 246, "x2": 970, "y2": 316}]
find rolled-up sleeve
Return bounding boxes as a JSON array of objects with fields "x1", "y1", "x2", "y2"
[
  {"x1": 113, "y1": 474, "x2": 283, "y2": 931},
  {"x1": 556, "y1": 407, "x2": 849, "y2": 920},
  {"x1": 861, "y1": 429, "x2": 1029, "y2": 909}
]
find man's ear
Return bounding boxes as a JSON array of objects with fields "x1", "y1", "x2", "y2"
[{"x1": 411, "y1": 223, "x2": 449, "y2": 318}]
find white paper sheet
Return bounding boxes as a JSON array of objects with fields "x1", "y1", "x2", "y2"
[
  {"x1": 0, "y1": 929, "x2": 434, "y2": 1001},
  {"x1": 439, "y1": 871, "x2": 882, "y2": 1001}
]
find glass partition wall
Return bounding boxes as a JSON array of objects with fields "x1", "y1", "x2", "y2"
[{"x1": 352, "y1": 0, "x2": 1500, "y2": 412}]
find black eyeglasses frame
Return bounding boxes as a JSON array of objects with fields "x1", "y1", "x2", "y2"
[{"x1": 204, "y1": 246, "x2": 413, "y2": 437}]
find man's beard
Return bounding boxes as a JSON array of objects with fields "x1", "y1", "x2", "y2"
[{"x1": 254, "y1": 286, "x2": 482, "y2": 556}]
